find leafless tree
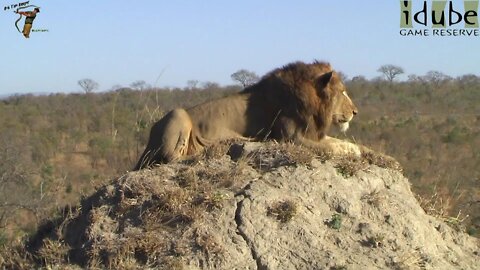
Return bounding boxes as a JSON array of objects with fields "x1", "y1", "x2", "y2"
[
  {"x1": 186, "y1": 80, "x2": 200, "y2": 89},
  {"x1": 351, "y1": 75, "x2": 367, "y2": 82},
  {"x1": 202, "y1": 81, "x2": 220, "y2": 90},
  {"x1": 130, "y1": 80, "x2": 148, "y2": 91},
  {"x1": 407, "y1": 74, "x2": 423, "y2": 82},
  {"x1": 231, "y1": 69, "x2": 259, "y2": 88},
  {"x1": 456, "y1": 74, "x2": 479, "y2": 85},
  {"x1": 423, "y1": 71, "x2": 451, "y2": 86},
  {"x1": 78, "y1": 79, "x2": 99, "y2": 93},
  {"x1": 337, "y1": 71, "x2": 349, "y2": 82},
  {"x1": 377, "y1": 65, "x2": 405, "y2": 82}
]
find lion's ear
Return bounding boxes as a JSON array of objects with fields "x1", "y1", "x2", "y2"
[{"x1": 315, "y1": 71, "x2": 333, "y2": 96}]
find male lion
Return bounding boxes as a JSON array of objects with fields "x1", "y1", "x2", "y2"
[{"x1": 134, "y1": 61, "x2": 360, "y2": 170}]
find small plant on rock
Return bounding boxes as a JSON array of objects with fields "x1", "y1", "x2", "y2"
[{"x1": 326, "y1": 213, "x2": 343, "y2": 230}]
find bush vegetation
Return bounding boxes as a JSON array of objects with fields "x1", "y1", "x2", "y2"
[{"x1": 0, "y1": 71, "x2": 478, "y2": 248}]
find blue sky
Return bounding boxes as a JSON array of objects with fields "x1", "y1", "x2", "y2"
[{"x1": 0, "y1": 0, "x2": 479, "y2": 94}]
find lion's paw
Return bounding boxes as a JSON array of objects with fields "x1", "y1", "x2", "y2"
[{"x1": 332, "y1": 141, "x2": 361, "y2": 157}]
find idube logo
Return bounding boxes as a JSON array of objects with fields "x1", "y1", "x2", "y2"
[{"x1": 400, "y1": 0, "x2": 479, "y2": 37}]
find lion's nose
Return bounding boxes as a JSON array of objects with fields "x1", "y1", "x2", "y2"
[{"x1": 353, "y1": 109, "x2": 358, "y2": 115}]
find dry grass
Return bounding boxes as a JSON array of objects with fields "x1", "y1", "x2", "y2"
[
  {"x1": 0, "y1": 154, "x2": 253, "y2": 269},
  {"x1": 160, "y1": 256, "x2": 185, "y2": 270},
  {"x1": 0, "y1": 245, "x2": 34, "y2": 270},
  {"x1": 231, "y1": 141, "x2": 319, "y2": 172},
  {"x1": 190, "y1": 140, "x2": 400, "y2": 178},
  {"x1": 362, "y1": 234, "x2": 385, "y2": 248},
  {"x1": 37, "y1": 238, "x2": 69, "y2": 266},
  {"x1": 361, "y1": 189, "x2": 386, "y2": 208},
  {"x1": 185, "y1": 138, "x2": 249, "y2": 163},
  {"x1": 333, "y1": 148, "x2": 402, "y2": 178},
  {"x1": 267, "y1": 200, "x2": 298, "y2": 223},
  {"x1": 361, "y1": 150, "x2": 403, "y2": 172},
  {"x1": 392, "y1": 248, "x2": 430, "y2": 270},
  {"x1": 194, "y1": 228, "x2": 224, "y2": 261},
  {"x1": 334, "y1": 156, "x2": 369, "y2": 178},
  {"x1": 417, "y1": 190, "x2": 469, "y2": 230}
]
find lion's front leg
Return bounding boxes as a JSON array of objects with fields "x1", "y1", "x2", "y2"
[
  {"x1": 323, "y1": 136, "x2": 361, "y2": 156},
  {"x1": 296, "y1": 135, "x2": 361, "y2": 157}
]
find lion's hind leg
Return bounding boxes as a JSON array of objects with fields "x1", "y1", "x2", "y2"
[
  {"x1": 133, "y1": 109, "x2": 193, "y2": 170},
  {"x1": 157, "y1": 109, "x2": 193, "y2": 162}
]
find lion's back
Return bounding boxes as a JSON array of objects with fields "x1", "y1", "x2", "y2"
[{"x1": 186, "y1": 93, "x2": 255, "y2": 140}]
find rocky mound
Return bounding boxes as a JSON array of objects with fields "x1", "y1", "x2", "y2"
[{"x1": 1, "y1": 142, "x2": 478, "y2": 269}]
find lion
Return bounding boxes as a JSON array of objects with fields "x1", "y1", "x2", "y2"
[{"x1": 134, "y1": 61, "x2": 360, "y2": 170}]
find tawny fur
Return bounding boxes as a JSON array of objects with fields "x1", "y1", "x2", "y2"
[{"x1": 134, "y1": 61, "x2": 359, "y2": 170}]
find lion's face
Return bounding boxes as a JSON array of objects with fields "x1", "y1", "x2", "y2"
[{"x1": 329, "y1": 77, "x2": 358, "y2": 133}]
